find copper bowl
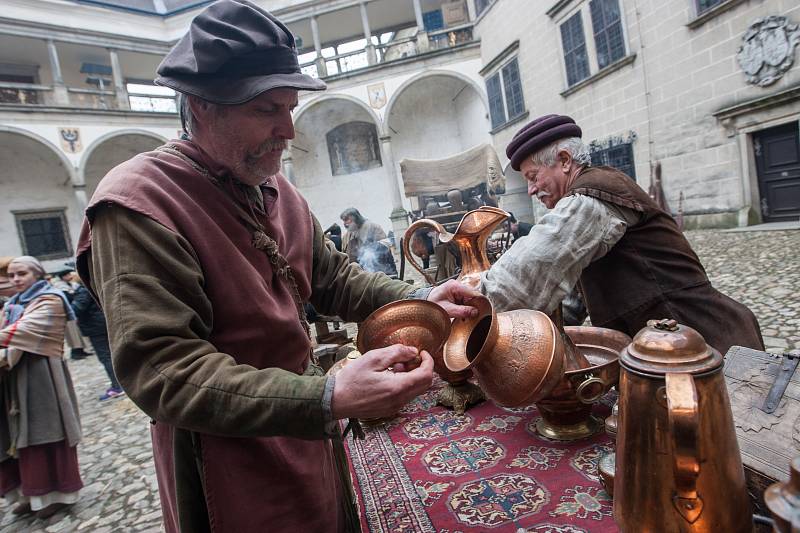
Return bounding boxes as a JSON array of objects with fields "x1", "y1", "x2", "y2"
[{"x1": 356, "y1": 299, "x2": 452, "y2": 357}]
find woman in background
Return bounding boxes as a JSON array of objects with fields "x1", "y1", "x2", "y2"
[{"x1": 0, "y1": 256, "x2": 83, "y2": 519}]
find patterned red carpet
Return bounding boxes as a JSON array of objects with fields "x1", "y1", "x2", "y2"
[{"x1": 345, "y1": 378, "x2": 619, "y2": 532}]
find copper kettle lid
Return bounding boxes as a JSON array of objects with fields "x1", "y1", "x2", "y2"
[{"x1": 621, "y1": 318, "x2": 722, "y2": 375}]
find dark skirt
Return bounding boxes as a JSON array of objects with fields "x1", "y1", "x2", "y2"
[{"x1": 0, "y1": 440, "x2": 83, "y2": 497}]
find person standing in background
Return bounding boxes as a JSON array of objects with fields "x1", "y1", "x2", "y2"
[{"x1": 0, "y1": 256, "x2": 83, "y2": 519}]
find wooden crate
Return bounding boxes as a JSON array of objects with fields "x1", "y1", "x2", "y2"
[{"x1": 724, "y1": 346, "x2": 799, "y2": 518}]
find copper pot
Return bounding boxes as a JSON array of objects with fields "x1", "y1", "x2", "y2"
[
  {"x1": 614, "y1": 319, "x2": 752, "y2": 532},
  {"x1": 442, "y1": 296, "x2": 564, "y2": 407},
  {"x1": 402, "y1": 206, "x2": 508, "y2": 288},
  {"x1": 533, "y1": 326, "x2": 629, "y2": 441}
]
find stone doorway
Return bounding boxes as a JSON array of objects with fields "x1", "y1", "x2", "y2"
[{"x1": 753, "y1": 121, "x2": 800, "y2": 222}]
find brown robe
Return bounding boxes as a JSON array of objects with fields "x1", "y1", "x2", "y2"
[
  {"x1": 567, "y1": 166, "x2": 764, "y2": 354},
  {"x1": 77, "y1": 141, "x2": 349, "y2": 532}
]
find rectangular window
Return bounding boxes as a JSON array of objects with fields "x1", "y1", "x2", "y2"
[
  {"x1": 590, "y1": 0, "x2": 625, "y2": 69},
  {"x1": 485, "y1": 57, "x2": 526, "y2": 130},
  {"x1": 423, "y1": 10, "x2": 444, "y2": 32},
  {"x1": 476, "y1": 0, "x2": 492, "y2": 17},
  {"x1": 15, "y1": 210, "x2": 72, "y2": 260},
  {"x1": 561, "y1": 12, "x2": 590, "y2": 86},
  {"x1": 696, "y1": 0, "x2": 723, "y2": 14},
  {"x1": 501, "y1": 58, "x2": 525, "y2": 120},
  {"x1": 590, "y1": 143, "x2": 636, "y2": 181},
  {"x1": 486, "y1": 72, "x2": 505, "y2": 129},
  {"x1": 126, "y1": 82, "x2": 177, "y2": 113}
]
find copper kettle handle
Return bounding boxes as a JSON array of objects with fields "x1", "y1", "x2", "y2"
[
  {"x1": 665, "y1": 372, "x2": 704, "y2": 524},
  {"x1": 402, "y1": 219, "x2": 449, "y2": 285}
]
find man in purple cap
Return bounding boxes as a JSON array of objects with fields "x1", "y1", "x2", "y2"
[
  {"x1": 75, "y1": 2, "x2": 478, "y2": 532},
  {"x1": 480, "y1": 114, "x2": 763, "y2": 354}
]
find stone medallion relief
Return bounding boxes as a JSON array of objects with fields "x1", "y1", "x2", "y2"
[{"x1": 737, "y1": 16, "x2": 800, "y2": 87}]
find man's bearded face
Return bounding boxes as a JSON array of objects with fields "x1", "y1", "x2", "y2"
[{"x1": 201, "y1": 88, "x2": 298, "y2": 186}]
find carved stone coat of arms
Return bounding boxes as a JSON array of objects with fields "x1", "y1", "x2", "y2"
[{"x1": 737, "y1": 16, "x2": 800, "y2": 87}]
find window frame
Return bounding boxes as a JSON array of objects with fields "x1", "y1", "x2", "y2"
[
  {"x1": 484, "y1": 56, "x2": 527, "y2": 132},
  {"x1": 589, "y1": 141, "x2": 637, "y2": 181},
  {"x1": 14, "y1": 208, "x2": 73, "y2": 261},
  {"x1": 694, "y1": 0, "x2": 724, "y2": 16},
  {"x1": 555, "y1": 0, "x2": 631, "y2": 90}
]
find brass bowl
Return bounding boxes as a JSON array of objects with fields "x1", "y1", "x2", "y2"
[
  {"x1": 356, "y1": 299, "x2": 452, "y2": 357},
  {"x1": 534, "y1": 326, "x2": 630, "y2": 441}
]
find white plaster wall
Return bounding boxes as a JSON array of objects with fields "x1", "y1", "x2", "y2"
[
  {"x1": 0, "y1": 131, "x2": 81, "y2": 265},
  {"x1": 298, "y1": 58, "x2": 487, "y2": 133},
  {"x1": 0, "y1": 116, "x2": 179, "y2": 176},
  {"x1": 292, "y1": 98, "x2": 396, "y2": 231},
  {"x1": 83, "y1": 133, "x2": 166, "y2": 197}
]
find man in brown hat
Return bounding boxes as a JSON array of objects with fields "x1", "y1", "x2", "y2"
[
  {"x1": 75, "y1": 2, "x2": 478, "y2": 532},
  {"x1": 480, "y1": 114, "x2": 763, "y2": 354}
]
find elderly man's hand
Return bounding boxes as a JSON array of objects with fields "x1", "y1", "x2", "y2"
[
  {"x1": 331, "y1": 345, "x2": 434, "y2": 420},
  {"x1": 428, "y1": 279, "x2": 480, "y2": 319}
]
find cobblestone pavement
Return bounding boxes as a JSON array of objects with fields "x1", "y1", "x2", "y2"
[
  {"x1": 686, "y1": 229, "x2": 799, "y2": 353},
  {"x1": 0, "y1": 228, "x2": 797, "y2": 532},
  {"x1": 0, "y1": 361, "x2": 160, "y2": 533}
]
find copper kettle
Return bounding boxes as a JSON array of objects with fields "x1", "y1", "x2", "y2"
[
  {"x1": 402, "y1": 206, "x2": 508, "y2": 287},
  {"x1": 614, "y1": 319, "x2": 752, "y2": 532}
]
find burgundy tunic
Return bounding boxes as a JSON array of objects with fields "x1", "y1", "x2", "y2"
[
  {"x1": 76, "y1": 141, "x2": 342, "y2": 532},
  {"x1": 568, "y1": 166, "x2": 764, "y2": 354}
]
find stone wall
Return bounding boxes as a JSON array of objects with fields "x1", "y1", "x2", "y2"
[{"x1": 476, "y1": 0, "x2": 800, "y2": 227}]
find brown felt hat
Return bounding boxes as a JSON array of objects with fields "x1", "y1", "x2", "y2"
[
  {"x1": 155, "y1": 0, "x2": 326, "y2": 104},
  {"x1": 506, "y1": 114, "x2": 582, "y2": 171}
]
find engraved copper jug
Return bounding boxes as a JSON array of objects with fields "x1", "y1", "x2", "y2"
[
  {"x1": 443, "y1": 295, "x2": 566, "y2": 407},
  {"x1": 402, "y1": 206, "x2": 509, "y2": 288},
  {"x1": 614, "y1": 319, "x2": 753, "y2": 532}
]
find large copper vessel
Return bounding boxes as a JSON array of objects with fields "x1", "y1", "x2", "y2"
[
  {"x1": 402, "y1": 207, "x2": 508, "y2": 412},
  {"x1": 443, "y1": 296, "x2": 565, "y2": 406},
  {"x1": 534, "y1": 325, "x2": 629, "y2": 440},
  {"x1": 614, "y1": 319, "x2": 752, "y2": 532},
  {"x1": 402, "y1": 206, "x2": 508, "y2": 287}
]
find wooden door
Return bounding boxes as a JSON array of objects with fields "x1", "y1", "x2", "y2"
[{"x1": 754, "y1": 121, "x2": 800, "y2": 222}]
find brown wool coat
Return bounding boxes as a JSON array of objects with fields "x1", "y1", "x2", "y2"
[
  {"x1": 76, "y1": 140, "x2": 412, "y2": 533},
  {"x1": 568, "y1": 166, "x2": 764, "y2": 354}
]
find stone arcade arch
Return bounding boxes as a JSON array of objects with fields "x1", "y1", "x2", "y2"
[
  {"x1": 385, "y1": 71, "x2": 491, "y2": 211},
  {"x1": 0, "y1": 126, "x2": 80, "y2": 262},
  {"x1": 291, "y1": 95, "x2": 394, "y2": 231},
  {"x1": 81, "y1": 130, "x2": 167, "y2": 199},
  {"x1": 385, "y1": 71, "x2": 490, "y2": 162}
]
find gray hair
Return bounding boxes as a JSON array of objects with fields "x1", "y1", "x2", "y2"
[
  {"x1": 340, "y1": 207, "x2": 366, "y2": 226},
  {"x1": 530, "y1": 137, "x2": 592, "y2": 167},
  {"x1": 177, "y1": 92, "x2": 194, "y2": 137}
]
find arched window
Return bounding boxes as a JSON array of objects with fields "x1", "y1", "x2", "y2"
[{"x1": 326, "y1": 121, "x2": 382, "y2": 175}]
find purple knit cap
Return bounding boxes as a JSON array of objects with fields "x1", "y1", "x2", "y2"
[{"x1": 506, "y1": 114, "x2": 582, "y2": 171}]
